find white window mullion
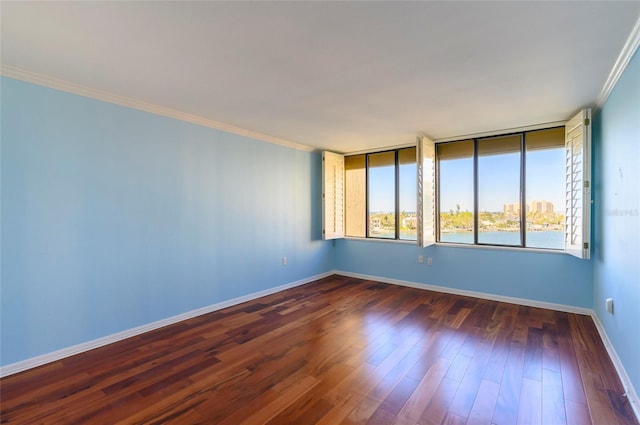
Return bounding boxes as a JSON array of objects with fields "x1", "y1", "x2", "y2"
[
  {"x1": 417, "y1": 136, "x2": 436, "y2": 247},
  {"x1": 322, "y1": 151, "x2": 345, "y2": 240},
  {"x1": 564, "y1": 109, "x2": 591, "y2": 259}
]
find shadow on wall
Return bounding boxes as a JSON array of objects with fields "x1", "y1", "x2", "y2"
[
  {"x1": 311, "y1": 151, "x2": 323, "y2": 241},
  {"x1": 592, "y1": 110, "x2": 604, "y2": 262}
]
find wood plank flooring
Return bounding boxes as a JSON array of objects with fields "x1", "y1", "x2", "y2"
[{"x1": 1, "y1": 275, "x2": 637, "y2": 424}]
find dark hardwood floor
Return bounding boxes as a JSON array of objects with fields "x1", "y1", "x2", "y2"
[{"x1": 1, "y1": 275, "x2": 637, "y2": 424}]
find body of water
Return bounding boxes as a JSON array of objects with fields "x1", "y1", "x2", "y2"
[{"x1": 440, "y1": 231, "x2": 563, "y2": 250}]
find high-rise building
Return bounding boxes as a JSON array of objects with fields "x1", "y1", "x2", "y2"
[
  {"x1": 504, "y1": 201, "x2": 555, "y2": 214},
  {"x1": 529, "y1": 200, "x2": 554, "y2": 213},
  {"x1": 503, "y1": 202, "x2": 520, "y2": 214}
]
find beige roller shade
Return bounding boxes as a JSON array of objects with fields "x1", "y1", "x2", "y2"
[
  {"x1": 478, "y1": 135, "x2": 521, "y2": 156},
  {"x1": 437, "y1": 140, "x2": 473, "y2": 160},
  {"x1": 526, "y1": 127, "x2": 564, "y2": 151},
  {"x1": 399, "y1": 147, "x2": 416, "y2": 165},
  {"x1": 368, "y1": 151, "x2": 395, "y2": 168},
  {"x1": 345, "y1": 155, "x2": 366, "y2": 237}
]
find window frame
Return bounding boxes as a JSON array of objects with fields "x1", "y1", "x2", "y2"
[
  {"x1": 435, "y1": 126, "x2": 568, "y2": 251},
  {"x1": 322, "y1": 109, "x2": 591, "y2": 258},
  {"x1": 344, "y1": 146, "x2": 418, "y2": 242}
]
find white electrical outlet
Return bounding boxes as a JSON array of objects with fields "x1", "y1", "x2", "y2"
[
  {"x1": 282, "y1": 257, "x2": 287, "y2": 266},
  {"x1": 427, "y1": 258, "x2": 433, "y2": 266},
  {"x1": 418, "y1": 255, "x2": 424, "y2": 263},
  {"x1": 605, "y1": 298, "x2": 614, "y2": 314}
]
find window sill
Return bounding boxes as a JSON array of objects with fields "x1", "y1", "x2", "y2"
[
  {"x1": 435, "y1": 242, "x2": 566, "y2": 255},
  {"x1": 341, "y1": 237, "x2": 569, "y2": 255},
  {"x1": 343, "y1": 236, "x2": 416, "y2": 245}
]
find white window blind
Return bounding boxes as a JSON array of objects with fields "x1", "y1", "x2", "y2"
[
  {"x1": 564, "y1": 109, "x2": 591, "y2": 259},
  {"x1": 322, "y1": 151, "x2": 345, "y2": 240},
  {"x1": 417, "y1": 136, "x2": 436, "y2": 247}
]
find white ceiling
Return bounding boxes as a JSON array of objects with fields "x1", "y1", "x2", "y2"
[{"x1": 2, "y1": 1, "x2": 639, "y2": 153}]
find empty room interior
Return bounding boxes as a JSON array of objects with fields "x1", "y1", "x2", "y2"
[{"x1": 1, "y1": 2, "x2": 640, "y2": 424}]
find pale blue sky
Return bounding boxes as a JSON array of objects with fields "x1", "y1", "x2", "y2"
[
  {"x1": 368, "y1": 148, "x2": 564, "y2": 214},
  {"x1": 368, "y1": 163, "x2": 416, "y2": 213},
  {"x1": 440, "y1": 148, "x2": 565, "y2": 212}
]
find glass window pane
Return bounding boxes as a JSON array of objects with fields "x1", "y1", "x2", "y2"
[
  {"x1": 368, "y1": 151, "x2": 395, "y2": 239},
  {"x1": 477, "y1": 135, "x2": 521, "y2": 246},
  {"x1": 437, "y1": 140, "x2": 474, "y2": 244},
  {"x1": 525, "y1": 128, "x2": 565, "y2": 249},
  {"x1": 345, "y1": 155, "x2": 366, "y2": 237},
  {"x1": 399, "y1": 147, "x2": 416, "y2": 240}
]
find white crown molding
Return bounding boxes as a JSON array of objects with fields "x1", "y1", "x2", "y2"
[
  {"x1": 334, "y1": 270, "x2": 592, "y2": 315},
  {"x1": 595, "y1": 15, "x2": 640, "y2": 109},
  {"x1": 0, "y1": 271, "x2": 333, "y2": 378},
  {"x1": 590, "y1": 313, "x2": 640, "y2": 422},
  {"x1": 0, "y1": 64, "x2": 315, "y2": 152}
]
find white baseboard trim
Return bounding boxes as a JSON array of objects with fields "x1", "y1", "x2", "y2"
[
  {"x1": 4, "y1": 269, "x2": 637, "y2": 424},
  {"x1": 0, "y1": 271, "x2": 333, "y2": 378},
  {"x1": 590, "y1": 313, "x2": 640, "y2": 422},
  {"x1": 334, "y1": 270, "x2": 593, "y2": 315}
]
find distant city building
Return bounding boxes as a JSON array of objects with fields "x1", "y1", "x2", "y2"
[
  {"x1": 503, "y1": 202, "x2": 521, "y2": 215},
  {"x1": 529, "y1": 200, "x2": 554, "y2": 213},
  {"x1": 503, "y1": 200, "x2": 554, "y2": 214}
]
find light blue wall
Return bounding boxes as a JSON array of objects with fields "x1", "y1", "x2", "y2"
[
  {"x1": 335, "y1": 240, "x2": 593, "y2": 308},
  {"x1": 592, "y1": 50, "x2": 640, "y2": 395},
  {"x1": 5, "y1": 62, "x2": 632, "y2": 377},
  {"x1": 0, "y1": 77, "x2": 332, "y2": 366}
]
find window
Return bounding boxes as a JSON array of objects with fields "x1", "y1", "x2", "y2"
[
  {"x1": 477, "y1": 135, "x2": 523, "y2": 246},
  {"x1": 434, "y1": 109, "x2": 590, "y2": 258},
  {"x1": 343, "y1": 147, "x2": 417, "y2": 241},
  {"x1": 437, "y1": 140, "x2": 474, "y2": 243},
  {"x1": 437, "y1": 129, "x2": 565, "y2": 250},
  {"x1": 368, "y1": 151, "x2": 397, "y2": 239},
  {"x1": 322, "y1": 109, "x2": 590, "y2": 258},
  {"x1": 526, "y1": 128, "x2": 566, "y2": 249},
  {"x1": 399, "y1": 148, "x2": 418, "y2": 240}
]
